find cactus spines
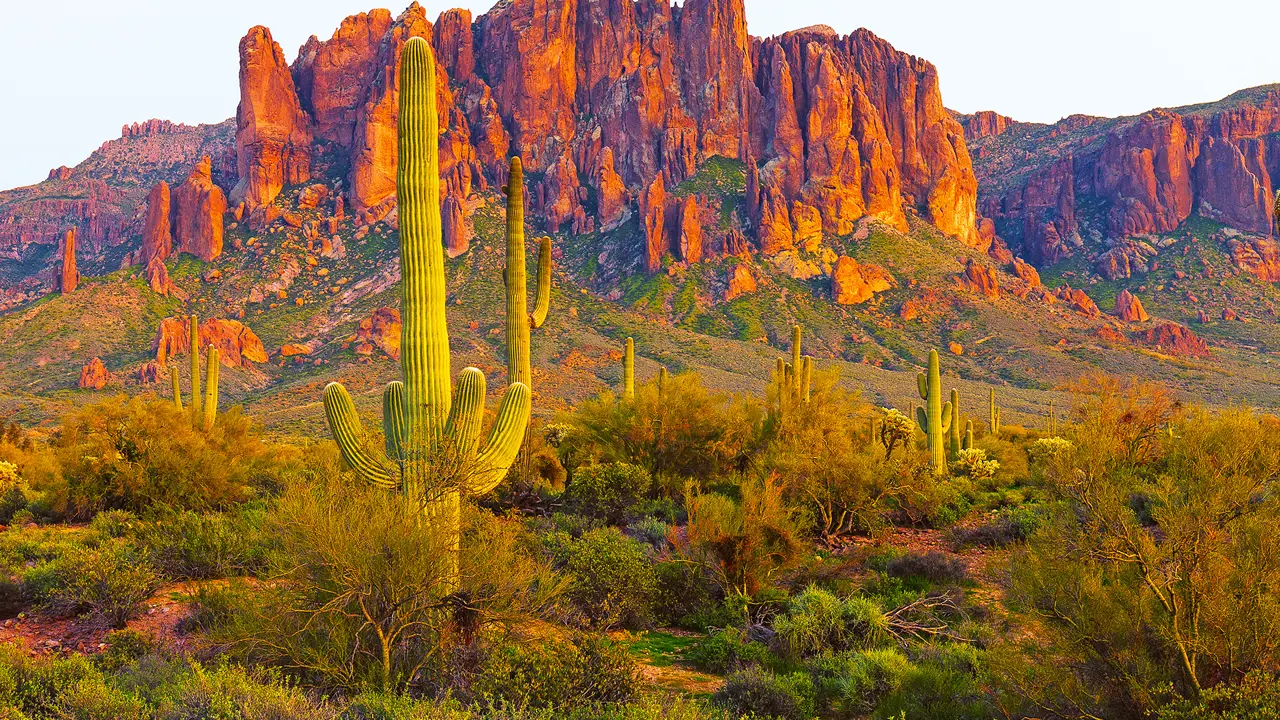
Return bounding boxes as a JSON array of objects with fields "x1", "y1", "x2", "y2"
[
  {"x1": 623, "y1": 337, "x2": 635, "y2": 400},
  {"x1": 962, "y1": 420, "x2": 974, "y2": 451},
  {"x1": 948, "y1": 388, "x2": 962, "y2": 460},
  {"x1": 202, "y1": 346, "x2": 220, "y2": 432},
  {"x1": 988, "y1": 388, "x2": 1001, "y2": 437},
  {"x1": 188, "y1": 315, "x2": 201, "y2": 423},
  {"x1": 504, "y1": 157, "x2": 553, "y2": 392},
  {"x1": 170, "y1": 367, "x2": 182, "y2": 411},
  {"x1": 321, "y1": 37, "x2": 531, "y2": 587},
  {"x1": 916, "y1": 349, "x2": 953, "y2": 475}
]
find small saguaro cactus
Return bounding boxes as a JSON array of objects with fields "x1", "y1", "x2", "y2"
[
  {"x1": 948, "y1": 389, "x2": 962, "y2": 460},
  {"x1": 622, "y1": 337, "x2": 635, "y2": 400},
  {"x1": 1048, "y1": 401, "x2": 1057, "y2": 434},
  {"x1": 962, "y1": 420, "x2": 975, "y2": 451},
  {"x1": 503, "y1": 156, "x2": 552, "y2": 394},
  {"x1": 170, "y1": 367, "x2": 183, "y2": 411},
  {"x1": 989, "y1": 388, "x2": 1001, "y2": 438},
  {"x1": 189, "y1": 315, "x2": 202, "y2": 423},
  {"x1": 321, "y1": 36, "x2": 531, "y2": 590},
  {"x1": 202, "y1": 346, "x2": 220, "y2": 432},
  {"x1": 658, "y1": 366, "x2": 669, "y2": 396},
  {"x1": 916, "y1": 349, "x2": 953, "y2": 475}
]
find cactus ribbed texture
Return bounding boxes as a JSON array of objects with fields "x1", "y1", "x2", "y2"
[
  {"x1": 622, "y1": 337, "x2": 635, "y2": 400},
  {"x1": 988, "y1": 388, "x2": 1001, "y2": 437},
  {"x1": 659, "y1": 366, "x2": 669, "y2": 395},
  {"x1": 171, "y1": 367, "x2": 182, "y2": 411},
  {"x1": 791, "y1": 325, "x2": 802, "y2": 392},
  {"x1": 916, "y1": 350, "x2": 953, "y2": 475},
  {"x1": 948, "y1": 389, "x2": 962, "y2": 460},
  {"x1": 321, "y1": 37, "x2": 531, "y2": 589},
  {"x1": 801, "y1": 355, "x2": 812, "y2": 403},
  {"x1": 962, "y1": 420, "x2": 974, "y2": 451},
  {"x1": 202, "y1": 346, "x2": 219, "y2": 432},
  {"x1": 504, "y1": 157, "x2": 553, "y2": 392},
  {"x1": 189, "y1": 315, "x2": 201, "y2": 425}
]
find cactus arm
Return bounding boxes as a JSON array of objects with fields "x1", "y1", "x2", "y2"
[
  {"x1": 324, "y1": 382, "x2": 397, "y2": 488},
  {"x1": 505, "y1": 157, "x2": 531, "y2": 390},
  {"x1": 963, "y1": 420, "x2": 974, "y2": 450},
  {"x1": 941, "y1": 402, "x2": 952, "y2": 434},
  {"x1": 397, "y1": 36, "x2": 450, "y2": 457},
  {"x1": 791, "y1": 325, "x2": 802, "y2": 391},
  {"x1": 531, "y1": 236, "x2": 551, "y2": 329},
  {"x1": 917, "y1": 372, "x2": 928, "y2": 400},
  {"x1": 461, "y1": 382, "x2": 531, "y2": 496},
  {"x1": 383, "y1": 382, "x2": 406, "y2": 464},
  {"x1": 202, "y1": 346, "x2": 219, "y2": 431},
  {"x1": 171, "y1": 367, "x2": 182, "y2": 411},
  {"x1": 189, "y1": 315, "x2": 202, "y2": 423},
  {"x1": 623, "y1": 337, "x2": 635, "y2": 400},
  {"x1": 445, "y1": 367, "x2": 486, "y2": 457},
  {"x1": 915, "y1": 405, "x2": 927, "y2": 431}
]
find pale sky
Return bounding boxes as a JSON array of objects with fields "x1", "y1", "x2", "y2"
[{"x1": 2, "y1": 0, "x2": 1276, "y2": 190}]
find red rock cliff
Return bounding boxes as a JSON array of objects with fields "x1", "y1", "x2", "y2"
[{"x1": 231, "y1": 26, "x2": 313, "y2": 209}]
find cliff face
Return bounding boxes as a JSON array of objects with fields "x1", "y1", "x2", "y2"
[{"x1": 969, "y1": 85, "x2": 1280, "y2": 266}]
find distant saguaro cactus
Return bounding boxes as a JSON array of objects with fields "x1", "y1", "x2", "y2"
[
  {"x1": 916, "y1": 350, "x2": 953, "y2": 475},
  {"x1": 622, "y1": 337, "x2": 635, "y2": 400}
]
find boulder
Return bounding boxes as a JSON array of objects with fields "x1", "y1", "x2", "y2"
[
  {"x1": 1113, "y1": 289, "x2": 1150, "y2": 322},
  {"x1": 153, "y1": 317, "x2": 268, "y2": 368},
  {"x1": 172, "y1": 156, "x2": 226, "y2": 262},
  {"x1": 77, "y1": 357, "x2": 111, "y2": 390},
  {"x1": 356, "y1": 308, "x2": 401, "y2": 360},
  {"x1": 1141, "y1": 322, "x2": 1209, "y2": 358},
  {"x1": 832, "y1": 256, "x2": 894, "y2": 305},
  {"x1": 724, "y1": 264, "x2": 757, "y2": 301}
]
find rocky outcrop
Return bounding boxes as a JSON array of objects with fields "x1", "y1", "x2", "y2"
[
  {"x1": 724, "y1": 263, "x2": 756, "y2": 301},
  {"x1": 1142, "y1": 322, "x2": 1209, "y2": 358},
  {"x1": 1113, "y1": 289, "x2": 1150, "y2": 322},
  {"x1": 141, "y1": 181, "x2": 172, "y2": 265},
  {"x1": 960, "y1": 111, "x2": 1014, "y2": 141},
  {"x1": 293, "y1": 10, "x2": 393, "y2": 147},
  {"x1": 1226, "y1": 233, "x2": 1280, "y2": 281},
  {"x1": 231, "y1": 26, "x2": 312, "y2": 209},
  {"x1": 153, "y1": 317, "x2": 267, "y2": 368},
  {"x1": 960, "y1": 259, "x2": 999, "y2": 299},
  {"x1": 640, "y1": 175, "x2": 667, "y2": 273},
  {"x1": 974, "y1": 87, "x2": 1280, "y2": 267},
  {"x1": 145, "y1": 256, "x2": 174, "y2": 296},
  {"x1": 1052, "y1": 284, "x2": 1101, "y2": 317},
  {"x1": 1096, "y1": 238, "x2": 1158, "y2": 280},
  {"x1": 593, "y1": 148, "x2": 628, "y2": 230},
  {"x1": 831, "y1": 256, "x2": 894, "y2": 305},
  {"x1": 355, "y1": 307, "x2": 401, "y2": 359},
  {"x1": 77, "y1": 357, "x2": 111, "y2": 390},
  {"x1": 675, "y1": 196, "x2": 704, "y2": 263},
  {"x1": 172, "y1": 156, "x2": 227, "y2": 261},
  {"x1": 442, "y1": 194, "x2": 468, "y2": 257},
  {"x1": 59, "y1": 228, "x2": 78, "y2": 294},
  {"x1": 1011, "y1": 257, "x2": 1041, "y2": 287}
]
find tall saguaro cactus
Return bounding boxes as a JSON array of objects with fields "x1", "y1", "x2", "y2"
[
  {"x1": 171, "y1": 367, "x2": 183, "y2": 411},
  {"x1": 948, "y1": 389, "x2": 962, "y2": 460},
  {"x1": 202, "y1": 346, "x2": 220, "y2": 432},
  {"x1": 988, "y1": 388, "x2": 1001, "y2": 438},
  {"x1": 916, "y1": 349, "x2": 953, "y2": 475},
  {"x1": 504, "y1": 156, "x2": 552, "y2": 392},
  {"x1": 189, "y1": 315, "x2": 202, "y2": 423},
  {"x1": 622, "y1": 337, "x2": 635, "y2": 400},
  {"x1": 321, "y1": 37, "x2": 531, "y2": 589}
]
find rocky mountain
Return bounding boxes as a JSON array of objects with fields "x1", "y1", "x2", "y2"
[{"x1": 0, "y1": 0, "x2": 1279, "y2": 428}]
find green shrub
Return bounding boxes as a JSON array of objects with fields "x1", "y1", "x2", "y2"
[
  {"x1": 687, "y1": 628, "x2": 769, "y2": 674},
  {"x1": 564, "y1": 463, "x2": 651, "y2": 525},
  {"x1": 884, "y1": 551, "x2": 968, "y2": 586},
  {"x1": 132, "y1": 507, "x2": 266, "y2": 580},
  {"x1": 28, "y1": 539, "x2": 159, "y2": 627},
  {"x1": 875, "y1": 661, "x2": 992, "y2": 720},
  {"x1": 628, "y1": 516, "x2": 670, "y2": 550},
  {"x1": 652, "y1": 560, "x2": 715, "y2": 627},
  {"x1": 808, "y1": 648, "x2": 913, "y2": 716},
  {"x1": 1157, "y1": 671, "x2": 1280, "y2": 719},
  {"x1": 711, "y1": 667, "x2": 815, "y2": 720},
  {"x1": 0, "y1": 490, "x2": 27, "y2": 527},
  {"x1": 89, "y1": 510, "x2": 137, "y2": 539},
  {"x1": 95, "y1": 629, "x2": 156, "y2": 672},
  {"x1": 471, "y1": 633, "x2": 639, "y2": 709},
  {"x1": 560, "y1": 528, "x2": 657, "y2": 629},
  {"x1": 773, "y1": 588, "x2": 893, "y2": 659}
]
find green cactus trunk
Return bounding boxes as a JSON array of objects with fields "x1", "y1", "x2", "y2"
[
  {"x1": 658, "y1": 366, "x2": 668, "y2": 396},
  {"x1": 202, "y1": 346, "x2": 219, "y2": 432},
  {"x1": 791, "y1": 325, "x2": 802, "y2": 393},
  {"x1": 948, "y1": 389, "x2": 962, "y2": 460},
  {"x1": 916, "y1": 349, "x2": 953, "y2": 475},
  {"x1": 623, "y1": 337, "x2": 635, "y2": 400},
  {"x1": 504, "y1": 157, "x2": 552, "y2": 392},
  {"x1": 322, "y1": 37, "x2": 531, "y2": 591},
  {"x1": 801, "y1": 356, "x2": 812, "y2": 403},
  {"x1": 171, "y1": 367, "x2": 182, "y2": 411},
  {"x1": 988, "y1": 388, "x2": 1000, "y2": 438},
  {"x1": 962, "y1": 420, "x2": 974, "y2": 451},
  {"x1": 189, "y1": 315, "x2": 201, "y2": 427}
]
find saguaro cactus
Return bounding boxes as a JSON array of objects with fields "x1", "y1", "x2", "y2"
[
  {"x1": 504, "y1": 156, "x2": 552, "y2": 393},
  {"x1": 962, "y1": 420, "x2": 975, "y2": 451},
  {"x1": 171, "y1": 367, "x2": 182, "y2": 411},
  {"x1": 988, "y1": 388, "x2": 1001, "y2": 438},
  {"x1": 622, "y1": 337, "x2": 635, "y2": 400},
  {"x1": 948, "y1": 389, "x2": 962, "y2": 460},
  {"x1": 202, "y1": 346, "x2": 220, "y2": 432},
  {"x1": 916, "y1": 350, "x2": 953, "y2": 475},
  {"x1": 321, "y1": 37, "x2": 531, "y2": 589},
  {"x1": 189, "y1": 315, "x2": 201, "y2": 424}
]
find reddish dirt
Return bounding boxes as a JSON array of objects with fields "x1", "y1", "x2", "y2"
[{"x1": 0, "y1": 581, "x2": 197, "y2": 657}]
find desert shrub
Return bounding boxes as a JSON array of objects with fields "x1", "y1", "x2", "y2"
[
  {"x1": 89, "y1": 509, "x2": 137, "y2": 539},
  {"x1": 652, "y1": 560, "x2": 715, "y2": 627},
  {"x1": 686, "y1": 627, "x2": 769, "y2": 674},
  {"x1": 1156, "y1": 671, "x2": 1280, "y2": 719},
  {"x1": 884, "y1": 551, "x2": 968, "y2": 586},
  {"x1": 892, "y1": 468, "x2": 974, "y2": 528},
  {"x1": 875, "y1": 661, "x2": 992, "y2": 720},
  {"x1": 0, "y1": 644, "x2": 103, "y2": 717},
  {"x1": 681, "y1": 475, "x2": 804, "y2": 597},
  {"x1": 216, "y1": 478, "x2": 563, "y2": 692},
  {"x1": 627, "y1": 516, "x2": 670, "y2": 550},
  {"x1": 949, "y1": 448, "x2": 999, "y2": 485},
  {"x1": 46, "y1": 397, "x2": 294, "y2": 519},
  {"x1": 563, "y1": 462, "x2": 651, "y2": 524},
  {"x1": 28, "y1": 539, "x2": 159, "y2": 627},
  {"x1": 772, "y1": 588, "x2": 893, "y2": 659},
  {"x1": 95, "y1": 629, "x2": 156, "y2": 672},
  {"x1": 470, "y1": 633, "x2": 639, "y2": 709},
  {"x1": 711, "y1": 667, "x2": 815, "y2": 720},
  {"x1": 808, "y1": 648, "x2": 913, "y2": 716},
  {"x1": 951, "y1": 505, "x2": 1043, "y2": 549},
  {"x1": 559, "y1": 373, "x2": 759, "y2": 485},
  {"x1": 557, "y1": 527, "x2": 656, "y2": 629},
  {"x1": 130, "y1": 506, "x2": 267, "y2": 580}
]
